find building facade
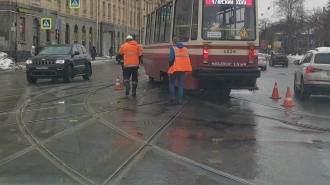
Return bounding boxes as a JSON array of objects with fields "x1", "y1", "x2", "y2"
[{"x1": 0, "y1": 0, "x2": 161, "y2": 62}]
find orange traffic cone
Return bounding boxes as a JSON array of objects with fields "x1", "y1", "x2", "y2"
[
  {"x1": 269, "y1": 82, "x2": 281, "y2": 99},
  {"x1": 281, "y1": 87, "x2": 295, "y2": 107},
  {"x1": 114, "y1": 75, "x2": 122, "y2": 90}
]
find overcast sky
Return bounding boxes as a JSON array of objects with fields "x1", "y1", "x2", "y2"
[{"x1": 258, "y1": 0, "x2": 328, "y2": 19}]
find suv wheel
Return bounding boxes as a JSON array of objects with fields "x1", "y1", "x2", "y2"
[
  {"x1": 293, "y1": 76, "x2": 300, "y2": 95},
  {"x1": 27, "y1": 75, "x2": 37, "y2": 84},
  {"x1": 300, "y1": 79, "x2": 311, "y2": 100},
  {"x1": 64, "y1": 66, "x2": 74, "y2": 83},
  {"x1": 83, "y1": 64, "x2": 91, "y2": 80}
]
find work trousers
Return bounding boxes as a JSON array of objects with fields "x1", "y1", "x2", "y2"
[
  {"x1": 169, "y1": 72, "x2": 185, "y2": 103},
  {"x1": 123, "y1": 67, "x2": 139, "y2": 84}
]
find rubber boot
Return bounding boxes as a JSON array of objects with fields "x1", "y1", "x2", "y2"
[
  {"x1": 125, "y1": 81, "x2": 130, "y2": 96},
  {"x1": 132, "y1": 84, "x2": 138, "y2": 97}
]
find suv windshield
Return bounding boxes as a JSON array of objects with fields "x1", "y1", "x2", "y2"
[
  {"x1": 38, "y1": 46, "x2": 72, "y2": 55},
  {"x1": 202, "y1": 0, "x2": 256, "y2": 40},
  {"x1": 314, "y1": 54, "x2": 330, "y2": 64}
]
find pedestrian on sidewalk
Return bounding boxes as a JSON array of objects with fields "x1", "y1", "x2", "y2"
[
  {"x1": 31, "y1": 46, "x2": 36, "y2": 57},
  {"x1": 91, "y1": 46, "x2": 97, "y2": 61},
  {"x1": 118, "y1": 35, "x2": 143, "y2": 97},
  {"x1": 109, "y1": 47, "x2": 113, "y2": 59},
  {"x1": 168, "y1": 37, "x2": 192, "y2": 105}
]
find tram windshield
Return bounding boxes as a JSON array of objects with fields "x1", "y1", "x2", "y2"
[{"x1": 202, "y1": 0, "x2": 256, "y2": 41}]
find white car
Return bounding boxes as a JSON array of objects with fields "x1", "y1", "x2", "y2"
[
  {"x1": 258, "y1": 53, "x2": 268, "y2": 70},
  {"x1": 293, "y1": 47, "x2": 330, "y2": 99}
]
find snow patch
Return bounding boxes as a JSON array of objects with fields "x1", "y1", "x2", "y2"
[{"x1": 0, "y1": 52, "x2": 26, "y2": 71}]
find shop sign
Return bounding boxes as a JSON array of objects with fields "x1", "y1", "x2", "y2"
[{"x1": 17, "y1": 7, "x2": 28, "y2": 13}]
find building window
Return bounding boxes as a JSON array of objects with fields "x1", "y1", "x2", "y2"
[
  {"x1": 65, "y1": 24, "x2": 70, "y2": 44},
  {"x1": 108, "y1": 3, "x2": 111, "y2": 19},
  {"x1": 19, "y1": 17, "x2": 25, "y2": 41},
  {"x1": 82, "y1": 26, "x2": 86, "y2": 46},
  {"x1": 89, "y1": 27, "x2": 93, "y2": 52},
  {"x1": 122, "y1": 8, "x2": 125, "y2": 25},
  {"x1": 118, "y1": 6, "x2": 121, "y2": 24},
  {"x1": 74, "y1": 25, "x2": 78, "y2": 43},
  {"x1": 113, "y1": 5, "x2": 116, "y2": 21},
  {"x1": 46, "y1": 30, "x2": 50, "y2": 44},
  {"x1": 134, "y1": 12, "x2": 136, "y2": 28},
  {"x1": 90, "y1": 0, "x2": 94, "y2": 16},
  {"x1": 130, "y1": 12, "x2": 132, "y2": 26},
  {"x1": 103, "y1": 1, "x2": 105, "y2": 18},
  {"x1": 137, "y1": 12, "x2": 140, "y2": 28}
]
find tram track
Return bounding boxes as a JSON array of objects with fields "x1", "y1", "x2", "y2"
[
  {"x1": 0, "y1": 77, "x2": 154, "y2": 114},
  {"x1": 0, "y1": 72, "x2": 154, "y2": 114},
  {"x1": 1, "y1": 77, "x2": 260, "y2": 185},
  {"x1": 195, "y1": 96, "x2": 330, "y2": 133},
  {"x1": 0, "y1": 76, "x2": 118, "y2": 103},
  {"x1": 0, "y1": 78, "x2": 163, "y2": 185},
  {"x1": 99, "y1": 90, "x2": 255, "y2": 185}
]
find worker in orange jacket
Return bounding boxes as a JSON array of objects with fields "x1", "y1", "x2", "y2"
[
  {"x1": 168, "y1": 37, "x2": 192, "y2": 104},
  {"x1": 118, "y1": 35, "x2": 143, "y2": 97}
]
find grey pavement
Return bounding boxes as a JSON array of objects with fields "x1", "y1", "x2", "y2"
[{"x1": 0, "y1": 60, "x2": 329, "y2": 185}]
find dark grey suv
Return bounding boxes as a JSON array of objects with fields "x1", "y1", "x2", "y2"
[{"x1": 26, "y1": 44, "x2": 92, "y2": 83}]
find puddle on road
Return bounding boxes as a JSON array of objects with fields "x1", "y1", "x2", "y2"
[
  {"x1": 24, "y1": 115, "x2": 93, "y2": 142},
  {"x1": 116, "y1": 149, "x2": 244, "y2": 185}
]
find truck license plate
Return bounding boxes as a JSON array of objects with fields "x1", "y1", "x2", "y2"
[{"x1": 36, "y1": 67, "x2": 48, "y2": 70}]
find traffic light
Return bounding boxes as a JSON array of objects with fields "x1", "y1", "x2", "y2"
[{"x1": 55, "y1": 29, "x2": 59, "y2": 39}]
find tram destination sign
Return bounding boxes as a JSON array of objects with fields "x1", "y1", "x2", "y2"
[{"x1": 205, "y1": 0, "x2": 252, "y2": 6}]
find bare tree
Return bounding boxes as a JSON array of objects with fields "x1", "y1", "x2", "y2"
[
  {"x1": 259, "y1": 18, "x2": 270, "y2": 32},
  {"x1": 308, "y1": 9, "x2": 325, "y2": 47},
  {"x1": 273, "y1": 0, "x2": 305, "y2": 53}
]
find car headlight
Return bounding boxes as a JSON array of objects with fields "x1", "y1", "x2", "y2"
[
  {"x1": 56, "y1": 60, "x2": 65, "y2": 64},
  {"x1": 26, "y1": 60, "x2": 32, "y2": 64}
]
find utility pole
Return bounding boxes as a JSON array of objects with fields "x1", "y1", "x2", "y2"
[
  {"x1": 96, "y1": 0, "x2": 99, "y2": 54},
  {"x1": 15, "y1": 0, "x2": 18, "y2": 62},
  {"x1": 139, "y1": 0, "x2": 142, "y2": 44}
]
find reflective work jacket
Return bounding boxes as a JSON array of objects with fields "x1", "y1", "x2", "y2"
[
  {"x1": 168, "y1": 46, "x2": 192, "y2": 74},
  {"x1": 118, "y1": 41, "x2": 143, "y2": 68}
]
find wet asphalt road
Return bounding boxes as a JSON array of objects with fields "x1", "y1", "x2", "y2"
[{"x1": 0, "y1": 60, "x2": 330, "y2": 185}]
